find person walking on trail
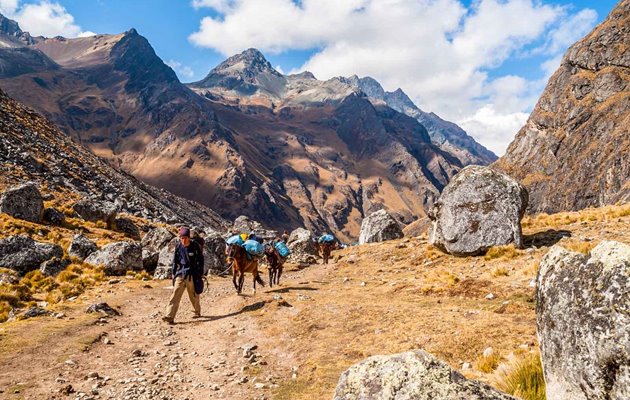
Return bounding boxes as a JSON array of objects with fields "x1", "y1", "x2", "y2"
[{"x1": 163, "y1": 227, "x2": 204, "y2": 324}]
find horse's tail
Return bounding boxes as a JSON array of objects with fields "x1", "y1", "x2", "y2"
[{"x1": 255, "y1": 273, "x2": 265, "y2": 287}]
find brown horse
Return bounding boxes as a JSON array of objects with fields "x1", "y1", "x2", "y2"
[
  {"x1": 264, "y1": 246, "x2": 285, "y2": 287},
  {"x1": 319, "y1": 241, "x2": 336, "y2": 264},
  {"x1": 226, "y1": 244, "x2": 265, "y2": 295}
]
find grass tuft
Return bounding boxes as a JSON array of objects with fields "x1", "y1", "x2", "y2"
[
  {"x1": 485, "y1": 245, "x2": 521, "y2": 261},
  {"x1": 475, "y1": 351, "x2": 501, "y2": 373},
  {"x1": 495, "y1": 352, "x2": 546, "y2": 400}
]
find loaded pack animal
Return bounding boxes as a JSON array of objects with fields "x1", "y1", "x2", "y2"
[
  {"x1": 319, "y1": 241, "x2": 336, "y2": 264},
  {"x1": 264, "y1": 245, "x2": 285, "y2": 287},
  {"x1": 226, "y1": 244, "x2": 265, "y2": 295}
]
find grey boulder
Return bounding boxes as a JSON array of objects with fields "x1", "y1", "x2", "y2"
[
  {"x1": 72, "y1": 198, "x2": 118, "y2": 225},
  {"x1": 358, "y1": 209, "x2": 403, "y2": 244},
  {"x1": 232, "y1": 215, "x2": 277, "y2": 240},
  {"x1": 84, "y1": 241, "x2": 142, "y2": 275},
  {"x1": 0, "y1": 235, "x2": 63, "y2": 275},
  {"x1": 40, "y1": 257, "x2": 70, "y2": 277},
  {"x1": 154, "y1": 237, "x2": 178, "y2": 279},
  {"x1": 141, "y1": 227, "x2": 174, "y2": 271},
  {"x1": 333, "y1": 349, "x2": 515, "y2": 400},
  {"x1": 202, "y1": 230, "x2": 227, "y2": 275},
  {"x1": 536, "y1": 241, "x2": 630, "y2": 400},
  {"x1": 68, "y1": 234, "x2": 98, "y2": 261},
  {"x1": 114, "y1": 217, "x2": 140, "y2": 239},
  {"x1": 0, "y1": 182, "x2": 43, "y2": 223},
  {"x1": 429, "y1": 166, "x2": 528, "y2": 256},
  {"x1": 287, "y1": 228, "x2": 319, "y2": 263},
  {"x1": 42, "y1": 207, "x2": 65, "y2": 226}
]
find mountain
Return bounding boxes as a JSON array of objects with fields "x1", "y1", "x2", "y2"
[
  {"x1": 192, "y1": 52, "x2": 496, "y2": 166},
  {"x1": 0, "y1": 17, "x2": 462, "y2": 240},
  {"x1": 346, "y1": 76, "x2": 498, "y2": 166},
  {"x1": 494, "y1": 0, "x2": 630, "y2": 213},
  {"x1": 0, "y1": 88, "x2": 228, "y2": 230}
]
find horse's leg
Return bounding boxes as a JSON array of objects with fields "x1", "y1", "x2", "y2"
[
  {"x1": 277, "y1": 266, "x2": 283, "y2": 285},
  {"x1": 232, "y1": 266, "x2": 238, "y2": 292},
  {"x1": 268, "y1": 268, "x2": 274, "y2": 288},
  {"x1": 238, "y1": 273, "x2": 245, "y2": 294}
]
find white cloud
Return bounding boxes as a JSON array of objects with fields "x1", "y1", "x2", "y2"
[
  {"x1": 166, "y1": 59, "x2": 195, "y2": 80},
  {"x1": 3, "y1": 0, "x2": 91, "y2": 38},
  {"x1": 189, "y1": 0, "x2": 599, "y2": 156}
]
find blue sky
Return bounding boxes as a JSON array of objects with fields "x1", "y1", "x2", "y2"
[{"x1": 0, "y1": 0, "x2": 620, "y2": 154}]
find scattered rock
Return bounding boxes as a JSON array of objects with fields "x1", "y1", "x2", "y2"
[
  {"x1": 0, "y1": 269, "x2": 19, "y2": 284},
  {"x1": 42, "y1": 207, "x2": 65, "y2": 225},
  {"x1": 16, "y1": 306, "x2": 50, "y2": 320},
  {"x1": 0, "y1": 182, "x2": 43, "y2": 223},
  {"x1": 86, "y1": 303, "x2": 121, "y2": 316},
  {"x1": 114, "y1": 217, "x2": 140, "y2": 239},
  {"x1": 0, "y1": 235, "x2": 63, "y2": 275},
  {"x1": 358, "y1": 209, "x2": 404, "y2": 244},
  {"x1": 84, "y1": 241, "x2": 143, "y2": 275},
  {"x1": 333, "y1": 350, "x2": 516, "y2": 400},
  {"x1": 141, "y1": 227, "x2": 174, "y2": 272},
  {"x1": 39, "y1": 257, "x2": 70, "y2": 277},
  {"x1": 485, "y1": 293, "x2": 496, "y2": 300},
  {"x1": 68, "y1": 234, "x2": 98, "y2": 261},
  {"x1": 428, "y1": 166, "x2": 528, "y2": 256},
  {"x1": 536, "y1": 241, "x2": 630, "y2": 400},
  {"x1": 72, "y1": 198, "x2": 118, "y2": 226}
]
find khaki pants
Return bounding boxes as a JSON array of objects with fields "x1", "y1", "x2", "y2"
[{"x1": 165, "y1": 276, "x2": 201, "y2": 320}]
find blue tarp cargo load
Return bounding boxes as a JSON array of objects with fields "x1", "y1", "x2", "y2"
[
  {"x1": 244, "y1": 239, "x2": 264, "y2": 257},
  {"x1": 275, "y1": 241, "x2": 290, "y2": 258},
  {"x1": 226, "y1": 235, "x2": 244, "y2": 246},
  {"x1": 319, "y1": 234, "x2": 335, "y2": 243}
]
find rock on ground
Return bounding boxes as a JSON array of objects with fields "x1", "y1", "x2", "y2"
[
  {"x1": 428, "y1": 166, "x2": 528, "y2": 256},
  {"x1": 333, "y1": 349, "x2": 516, "y2": 400},
  {"x1": 114, "y1": 217, "x2": 140, "y2": 239},
  {"x1": 0, "y1": 182, "x2": 43, "y2": 223},
  {"x1": 154, "y1": 237, "x2": 178, "y2": 279},
  {"x1": 202, "y1": 230, "x2": 227, "y2": 275},
  {"x1": 40, "y1": 257, "x2": 70, "y2": 277},
  {"x1": 536, "y1": 240, "x2": 630, "y2": 400},
  {"x1": 141, "y1": 227, "x2": 174, "y2": 271},
  {"x1": 84, "y1": 241, "x2": 142, "y2": 275},
  {"x1": 72, "y1": 198, "x2": 118, "y2": 225},
  {"x1": 287, "y1": 228, "x2": 319, "y2": 263},
  {"x1": 359, "y1": 209, "x2": 403, "y2": 244},
  {"x1": 0, "y1": 235, "x2": 63, "y2": 275},
  {"x1": 42, "y1": 207, "x2": 65, "y2": 225},
  {"x1": 232, "y1": 215, "x2": 278, "y2": 240},
  {"x1": 68, "y1": 234, "x2": 98, "y2": 261}
]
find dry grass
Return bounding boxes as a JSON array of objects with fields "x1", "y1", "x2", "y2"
[
  {"x1": 495, "y1": 352, "x2": 546, "y2": 400},
  {"x1": 485, "y1": 245, "x2": 521, "y2": 261},
  {"x1": 476, "y1": 351, "x2": 502, "y2": 373},
  {"x1": 491, "y1": 266, "x2": 510, "y2": 277},
  {"x1": 561, "y1": 240, "x2": 597, "y2": 255}
]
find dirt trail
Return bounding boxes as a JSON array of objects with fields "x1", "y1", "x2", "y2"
[{"x1": 0, "y1": 262, "x2": 334, "y2": 400}]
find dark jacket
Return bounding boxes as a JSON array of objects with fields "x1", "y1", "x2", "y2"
[{"x1": 172, "y1": 241, "x2": 204, "y2": 280}]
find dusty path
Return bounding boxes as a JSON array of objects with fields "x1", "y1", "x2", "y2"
[{"x1": 0, "y1": 262, "x2": 335, "y2": 400}]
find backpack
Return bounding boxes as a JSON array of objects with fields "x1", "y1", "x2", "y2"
[
  {"x1": 227, "y1": 235, "x2": 244, "y2": 245},
  {"x1": 243, "y1": 239, "x2": 264, "y2": 257},
  {"x1": 274, "y1": 241, "x2": 290, "y2": 258},
  {"x1": 319, "y1": 234, "x2": 335, "y2": 243}
]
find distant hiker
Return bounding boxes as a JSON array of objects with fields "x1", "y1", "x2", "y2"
[
  {"x1": 281, "y1": 230, "x2": 289, "y2": 243},
  {"x1": 318, "y1": 234, "x2": 336, "y2": 265},
  {"x1": 163, "y1": 227, "x2": 204, "y2": 324}
]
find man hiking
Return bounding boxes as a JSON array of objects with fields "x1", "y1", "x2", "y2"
[{"x1": 163, "y1": 227, "x2": 204, "y2": 324}]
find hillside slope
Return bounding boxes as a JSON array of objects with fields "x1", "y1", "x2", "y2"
[{"x1": 495, "y1": 0, "x2": 630, "y2": 213}]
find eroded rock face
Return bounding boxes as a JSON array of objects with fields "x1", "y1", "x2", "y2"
[
  {"x1": 84, "y1": 241, "x2": 142, "y2": 275},
  {"x1": 141, "y1": 228, "x2": 174, "y2": 271},
  {"x1": 68, "y1": 234, "x2": 98, "y2": 261},
  {"x1": 333, "y1": 349, "x2": 516, "y2": 400},
  {"x1": 0, "y1": 182, "x2": 43, "y2": 223},
  {"x1": 429, "y1": 166, "x2": 528, "y2": 256},
  {"x1": 358, "y1": 209, "x2": 403, "y2": 244},
  {"x1": 72, "y1": 198, "x2": 118, "y2": 225},
  {"x1": 536, "y1": 241, "x2": 630, "y2": 400},
  {"x1": 0, "y1": 235, "x2": 63, "y2": 275},
  {"x1": 495, "y1": 1, "x2": 630, "y2": 212}
]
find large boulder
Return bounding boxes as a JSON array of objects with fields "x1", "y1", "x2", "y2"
[
  {"x1": 154, "y1": 237, "x2": 178, "y2": 279},
  {"x1": 84, "y1": 241, "x2": 142, "y2": 275},
  {"x1": 428, "y1": 166, "x2": 528, "y2": 256},
  {"x1": 42, "y1": 207, "x2": 65, "y2": 226},
  {"x1": 114, "y1": 217, "x2": 140, "y2": 239},
  {"x1": 333, "y1": 350, "x2": 516, "y2": 400},
  {"x1": 72, "y1": 198, "x2": 118, "y2": 225},
  {"x1": 232, "y1": 215, "x2": 278, "y2": 241},
  {"x1": 141, "y1": 227, "x2": 174, "y2": 271},
  {"x1": 536, "y1": 241, "x2": 630, "y2": 400},
  {"x1": 202, "y1": 230, "x2": 227, "y2": 275},
  {"x1": 0, "y1": 235, "x2": 63, "y2": 275},
  {"x1": 0, "y1": 182, "x2": 43, "y2": 223},
  {"x1": 40, "y1": 257, "x2": 70, "y2": 277},
  {"x1": 287, "y1": 228, "x2": 319, "y2": 263},
  {"x1": 359, "y1": 209, "x2": 404, "y2": 244},
  {"x1": 68, "y1": 234, "x2": 98, "y2": 261}
]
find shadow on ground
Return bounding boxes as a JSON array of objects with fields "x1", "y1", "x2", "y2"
[{"x1": 524, "y1": 229, "x2": 572, "y2": 248}]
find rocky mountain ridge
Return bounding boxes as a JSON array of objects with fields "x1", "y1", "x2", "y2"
[
  {"x1": 495, "y1": 0, "x2": 630, "y2": 213},
  {"x1": 0, "y1": 16, "x2": 465, "y2": 240}
]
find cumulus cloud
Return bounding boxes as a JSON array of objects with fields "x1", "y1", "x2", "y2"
[
  {"x1": 166, "y1": 59, "x2": 195, "y2": 80},
  {"x1": 189, "y1": 0, "x2": 598, "y2": 155},
  {"x1": 2, "y1": 0, "x2": 91, "y2": 38}
]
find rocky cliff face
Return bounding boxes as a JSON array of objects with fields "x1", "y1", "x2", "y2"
[
  {"x1": 495, "y1": 0, "x2": 630, "y2": 213},
  {"x1": 0, "y1": 88, "x2": 228, "y2": 230}
]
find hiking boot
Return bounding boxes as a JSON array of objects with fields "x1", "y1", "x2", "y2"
[
  {"x1": 192, "y1": 314, "x2": 202, "y2": 319},
  {"x1": 162, "y1": 316, "x2": 175, "y2": 325}
]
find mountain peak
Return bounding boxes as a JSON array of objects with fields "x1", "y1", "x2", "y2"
[{"x1": 0, "y1": 13, "x2": 34, "y2": 46}]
